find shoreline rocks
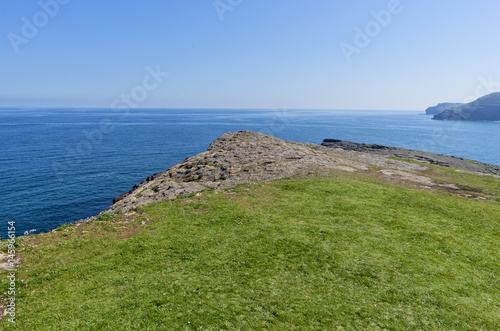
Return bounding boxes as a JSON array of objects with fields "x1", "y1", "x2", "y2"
[
  {"x1": 321, "y1": 138, "x2": 500, "y2": 174},
  {"x1": 106, "y1": 131, "x2": 500, "y2": 215}
]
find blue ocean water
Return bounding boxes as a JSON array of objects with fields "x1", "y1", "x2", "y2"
[{"x1": 1, "y1": 108, "x2": 499, "y2": 238}]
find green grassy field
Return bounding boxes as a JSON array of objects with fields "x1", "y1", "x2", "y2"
[{"x1": 1, "y1": 168, "x2": 499, "y2": 330}]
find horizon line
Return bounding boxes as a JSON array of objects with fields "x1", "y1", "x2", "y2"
[{"x1": 0, "y1": 106, "x2": 423, "y2": 112}]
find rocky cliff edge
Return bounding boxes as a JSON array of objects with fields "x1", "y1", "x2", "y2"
[{"x1": 107, "y1": 131, "x2": 499, "y2": 214}]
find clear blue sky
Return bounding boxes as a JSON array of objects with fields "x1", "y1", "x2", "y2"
[{"x1": 1, "y1": 0, "x2": 499, "y2": 110}]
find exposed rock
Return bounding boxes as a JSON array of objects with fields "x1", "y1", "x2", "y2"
[
  {"x1": 322, "y1": 139, "x2": 397, "y2": 152},
  {"x1": 107, "y1": 131, "x2": 428, "y2": 213},
  {"x1": 106, "y1": 131, "x2": 500, "y2": 214},
  {"x1": 321, "y1": 138, "x2": 500, "y2": 175},
  {"x1": 0, "y1": 252, "x2": 20, "y2": 271}
]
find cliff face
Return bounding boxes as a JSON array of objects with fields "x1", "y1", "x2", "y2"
[
  {"x1": 425, "y1": 102, "x2": 463, "y2": 115},
  {"x1": 433, "y1": 92, "x2": 500, "y2": 121},
  {"x1": 107, "y1": 131, "x2": 499, "y2": 214}
]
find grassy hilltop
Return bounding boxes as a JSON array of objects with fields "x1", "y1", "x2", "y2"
[
  {"x1": 1, "y1": 132, "x2": 499, "y2": 329},
  {"x1": 1, "y1": 166, "x2": 499, "y2": 329}
]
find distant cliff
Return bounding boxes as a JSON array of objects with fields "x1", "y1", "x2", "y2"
[
  {"x1": 425, "y1": 102, "x2": 463, "y2": 115},
  {"x1": 433, "y1": 92, "x2": 500, "y2": 121}
]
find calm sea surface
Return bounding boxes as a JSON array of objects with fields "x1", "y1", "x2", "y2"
[{"x1": 1, "y1": 108, "x2": 499, "y2": 237}]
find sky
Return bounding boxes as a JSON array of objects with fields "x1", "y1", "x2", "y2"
[{"x1": 1, "y1": 0, "x2": 499, "y2": 110}]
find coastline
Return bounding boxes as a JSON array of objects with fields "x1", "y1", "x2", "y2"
[
  {"x1": 1, "y1": 131, "x2": 499, "y2": 328},
  {"x1": 2, "y1": 131, "x2": 499, "y2": 329},
  {"x1": 103, "y1": 131, "x2": 500, "y2": 217}
]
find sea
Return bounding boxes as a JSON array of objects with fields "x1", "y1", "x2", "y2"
[{"x1": 1, "y1": 108, "x2": 499, "y2": 238}]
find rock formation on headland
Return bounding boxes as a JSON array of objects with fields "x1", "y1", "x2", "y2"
[
  {"x1": 321, "y1": 139, "x2": 500, "y2": 172},
  {"x1": 107, "y1": 131, "x2": 500, "y2": 214},
  {"x1": 425, "y1": 102, "x2": 463, "y2": 115},
  {"x1": 432, "y1": 92, "x2": 500, "y2": 121}
]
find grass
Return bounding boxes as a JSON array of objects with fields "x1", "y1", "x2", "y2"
[
  {"x1": 387, "y1": 156, "x2": 500, "y2": 199},
  {"x1": 1, "y1": 170, "x2": 499, "y2": 329}
]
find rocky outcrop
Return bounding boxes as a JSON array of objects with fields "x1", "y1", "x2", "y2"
[
  {"x1": 322, "y1": 139, "x2": 397, "y2": 152},
  {"x1": 321, "y1": 139, "x2": 500, "y2": 174},
  {"x1": 107, "y1": 131, "x2": 430, "y2": 213},
  {"x1": 433, "y1": 92, "x2": 500, "y2": 121},
  {"x1": 106, "y1": 131, "x2": 500, "y2": 214},
  {"x1": 425, "y1": 103, "x2": 463, "y2": 115},
  {"x1": 321, "y1": 139, "x2": 500, "y2": 175}
]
